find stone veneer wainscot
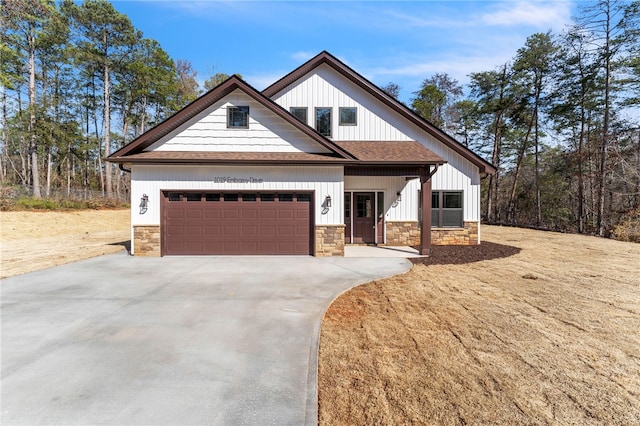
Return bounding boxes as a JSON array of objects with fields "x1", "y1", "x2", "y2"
[
  {"x1": 315, "y1": 225, "x2": 345, "y2": 256},
  {"x1": 133, "y1": 225, "x2": 161, "y2": 256},
  {"x1": 385, "y1": 221, "x2": 479, "y2": 246}
]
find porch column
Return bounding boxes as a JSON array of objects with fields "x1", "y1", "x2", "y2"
[{"x1": 420, "y1": 176, "x2": 432, "y2": 256}]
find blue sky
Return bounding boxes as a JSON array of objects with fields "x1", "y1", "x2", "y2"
[{"x1": 112, "y1": 1, "x2": 579, "y2": 104}]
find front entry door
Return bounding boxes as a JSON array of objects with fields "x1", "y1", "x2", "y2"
[{"x1": 353, "y1": 192, "x2": 375, "y2": 243}]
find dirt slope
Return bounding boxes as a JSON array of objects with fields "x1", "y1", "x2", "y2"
[
  {"x1": 319, "y1": 226, "x2": 640, "y2": 425},
  {"x1": 0, "y1": 209, "x2": 130, "y2": 279}
]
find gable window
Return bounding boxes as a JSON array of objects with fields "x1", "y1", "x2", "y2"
[
  {"x1": 315, "y1": 107, "x2": 331, "y2": 137},
  {"x1": 431, "y1": 191, "x2": 463, "y2": 228},
  {"x1": 339, "y1": 107, "x2": 357, "y2": 126},
  {"x1": 290, "y1": 107, "x2": 307, "y2": 124},
  {"x1": 227, "y1": 106, "x2": 249, "y2": 128}
]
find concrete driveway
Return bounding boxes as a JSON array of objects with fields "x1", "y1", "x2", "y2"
[{"x1": 1, "y1": 251, "x2": 411, "y2": 425}]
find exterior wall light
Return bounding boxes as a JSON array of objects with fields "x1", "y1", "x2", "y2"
[
  {"x1": 325, "y1": 195, "x2": 332, "y2": 207},
  {"x1": 396, "y1": 191, "x2": 402, "y2": 202},
  {"x1": 139, "y1": 193, "x2": 149, "y2": 214}
]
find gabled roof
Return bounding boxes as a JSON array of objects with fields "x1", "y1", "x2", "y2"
[
  {"x1": 263, "y1": 51, "x2": 496, "y2": 175},
  {"x1": 108, "y1": 76, "x2": 355, "y2": 163}
]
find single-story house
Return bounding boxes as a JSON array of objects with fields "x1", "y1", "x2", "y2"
[{"x1": 108, "y1": 51, "x2": 495, "y2": 257}]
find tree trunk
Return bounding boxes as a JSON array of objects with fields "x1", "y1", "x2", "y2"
[
  {"x1": 104, "y1": 44, "x2": 112, "y2": 198},
  {"x1": 1, "y1": 85, "x2": 7, "y2": 183},
  {"x1": 507, "y1": 117, "x2": 534, "y2": 224},
  {"x1": 46, "y1": 147, "x2": 52, "y2": 197},
  {"x1": 577, "y1": 101, "x2": 586, "y2": 233},
  {"x1": 28, "y1": 31, "x2": 41, "y2": 198},
  {"x1": 597, "y1": 1, "x2": 613, "y2": 237},
  {"x1": 534, "y1": 109, "x2": 542, "y2": 227}
]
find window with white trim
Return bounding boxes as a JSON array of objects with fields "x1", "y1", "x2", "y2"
[{"x1": 431, "y1": 191, "x2": 463, "y2": 228}]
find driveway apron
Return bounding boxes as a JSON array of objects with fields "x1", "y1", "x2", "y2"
[{"x1": 1, "y1": 252, "x2": 411, "y2": 425}]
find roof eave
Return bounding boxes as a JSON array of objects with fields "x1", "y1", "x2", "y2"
[{"x1": 107, "y1": 157, "x2": 445, "y2": 167}]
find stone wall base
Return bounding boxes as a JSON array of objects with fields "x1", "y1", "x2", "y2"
[
  {"x1": 432, "y1": 221, "x2": 479, "y2": 245},
  {"x1": 386, "y1": 221, "x2": 421, "y2": 246},
  {"x1": 133, "y1": 225, "x2": 161, "y2": 256},
  {"x1": 315, "y1": 225, "x2": 345, "y2": 257},
  {"x1": 384, "y1": 221, "x2": 479, "y2": 246}
]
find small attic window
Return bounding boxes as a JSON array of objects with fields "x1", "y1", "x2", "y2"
[
  {"x1": 227, "y1": 106, "x2": 249, "y2": 128},
  {"x1": 339, "y1": 107, "x2": 357, "y2": 126},
  {"x1": 290, "y1": 107, "x2": 307, "y2": 124}
]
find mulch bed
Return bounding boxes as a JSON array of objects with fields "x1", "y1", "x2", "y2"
[{"x1": 410, "y1": 241, "x2": 521, "y2": 266}]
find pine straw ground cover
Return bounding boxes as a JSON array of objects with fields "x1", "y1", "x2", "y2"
[{"x1": 319, "y1": 226, "x2": 640, "y2": 425}]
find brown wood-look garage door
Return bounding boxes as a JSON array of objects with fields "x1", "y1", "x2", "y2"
[{"x1": 161, "y1": 192, "x2": 312, "y2": 255}]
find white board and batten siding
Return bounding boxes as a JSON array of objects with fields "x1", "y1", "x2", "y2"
[
  {"x1": 131, "y1": 164, "x2": 344, "y2": 227},
  {"x1": 145, "y1": 89, "x2": 331, "y2": 154},
  {"x1": 272, "y1": 64, "x2": 482, "y2": 223}
]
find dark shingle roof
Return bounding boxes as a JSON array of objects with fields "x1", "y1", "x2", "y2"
[{"x1": 335, "y1": 141, "x2": 444, "y2": 164}]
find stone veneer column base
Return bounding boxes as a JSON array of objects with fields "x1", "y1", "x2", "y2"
[
  {"x1": 385, "y1": 221, "x2": 479, "y2": 246},
  {"x1": 133, "y1": 225, "x2": 161, "y2": 256},
  {"x1": 315, "y1": 225, "x2": 345, "y2": 257}
]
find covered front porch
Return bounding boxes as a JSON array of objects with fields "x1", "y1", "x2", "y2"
[{"x1": 342, "y1": 164, "x2": 439, "y2": 256}]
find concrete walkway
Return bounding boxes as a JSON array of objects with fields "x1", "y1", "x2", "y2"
[
  {"x1": 345, "y1": 245, "x2": 423, "y2": 257},
  {"x1": 1, "y1": 251, "x2": 411, "y2": 425}
]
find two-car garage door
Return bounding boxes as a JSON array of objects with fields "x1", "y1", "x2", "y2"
[{"x1": 161, "y1": 191, "x2": 312, "y2": 255}]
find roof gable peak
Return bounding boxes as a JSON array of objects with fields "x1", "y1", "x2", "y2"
[
  {"x1": 263, "y1": 51, "x2": 495, "y2": 174},
  {"x1": 108, "y1": 73, "x2": 354, "y2": 161}
]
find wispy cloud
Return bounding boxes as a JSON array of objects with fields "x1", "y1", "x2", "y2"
[
  {"x1": 480, "y1": 1, "x2": 573, "y2": 30},
  {"x1": 291, "y1": 51, "x2": 315, "y2": 62}
]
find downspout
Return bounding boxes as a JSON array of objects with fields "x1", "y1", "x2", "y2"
[{"x1": 119, "y1": 163, "x2": 131, "y2": 173}]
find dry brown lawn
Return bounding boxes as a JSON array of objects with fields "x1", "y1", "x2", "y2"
[
  {"x1": 0, "y1": 209, "x2": 130, "y2": 278},
  {"x1": 319, "y1": 226, "x2": 640, "y2": 425}
]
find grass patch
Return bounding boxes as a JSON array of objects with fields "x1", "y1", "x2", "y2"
[{"x1": 3, "y1": 196, "x2": 129, "y2": 211}]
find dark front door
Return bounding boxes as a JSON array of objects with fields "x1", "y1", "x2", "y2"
[{"x1": 353, "y1": 192, "x2": 375, "y2": 243}]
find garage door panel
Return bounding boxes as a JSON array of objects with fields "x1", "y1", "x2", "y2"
[
  {"x1": 223, "y1": 226, "x2": 240, "y2": 237},
  {"x1": 242, "y1": 225, "x2": 257, "y2": 236},
  {"x1": 186, "y1": 209, "x2": 203, "y2": 219},
  {"x1": 166, "y1": 225, "x2": 185, "y2": 236},
  {"x1": 204, "y1": 210, "x2": 222, "y2": 219},
  {"x1": 259, "y1": 210, "x2": 276, "y2": 219},
  {"x1": 185, "y1": 242, "x2": 204, "y2": 252},
  {"x1": 204, "y1": 225, "x2": 221, "y2": 236},
  {"x1": 277, "y1": 226, "x2": 294, "y2": 236},
  {"x1": 241, "y1": 209, "x2": 258, "y2": 219},
  {"x1": 259, "y1": 226, "x2": 277, "y2": 236},
  {"x1": 167, "y1": 209, "x2": 185, "y2": 219},
  {"x1": 163, "y1": 192, "x2": 311, "y2": 255},
  {"x1": 295, "y1": 210, "x2": 309, "y2": 219},
  {"x1": 277, "y1": 210, "x2": 294, "y2": 220},
  {"x1": 242, "y1": 242, "x2": 258, "y2": 252},
  {"x1": 185, "y1": 225, "x2": 203, "y2": 236}
]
